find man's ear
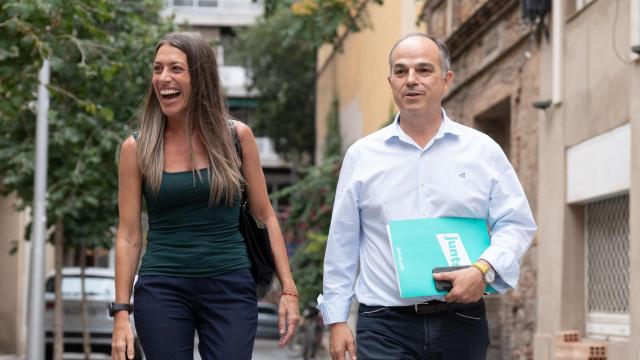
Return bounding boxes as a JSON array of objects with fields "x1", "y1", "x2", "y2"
[{"x1": 443, "y1": 71, "x2": 454, "y2": 90}]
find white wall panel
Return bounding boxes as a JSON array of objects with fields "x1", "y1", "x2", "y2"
[{"x1": 566, "y1": 124, "x2": 630, "y2": 203}]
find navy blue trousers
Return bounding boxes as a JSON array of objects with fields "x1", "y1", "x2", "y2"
[
  {"x1": 133, "y1": 269, "x2": 258, "y2": 360},
  {"x1": 356, "y1": 301, "x2": 489, "y2": 360}
]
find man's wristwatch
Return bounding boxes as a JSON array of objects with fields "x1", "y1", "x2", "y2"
[
  {"x1": 109, "y1": 302, "x2": 133, "y2": 317},
  {"x1": 472, "y1": 261, "x2": 496, "y2": 284}
]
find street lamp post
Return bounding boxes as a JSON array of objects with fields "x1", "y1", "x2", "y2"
[{"x1": 27, "y1": 59, "x2": 50, "y2": 360}]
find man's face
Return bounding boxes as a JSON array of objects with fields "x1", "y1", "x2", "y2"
[{"x1": 387, "y1": 37, "x2": 453, "y2": 115}]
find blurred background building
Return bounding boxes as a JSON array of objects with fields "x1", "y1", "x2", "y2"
[{"x1": 534, "y1": 0, "x2": 640, "y2": 358}]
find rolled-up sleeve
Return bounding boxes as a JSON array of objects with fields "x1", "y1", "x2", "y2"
[
  {"x1": 318, "y1": 148, "x2": 361, "y2": 324},
  {"x1": 481, "y1": 158, "x2": 537, "y2": 293}
]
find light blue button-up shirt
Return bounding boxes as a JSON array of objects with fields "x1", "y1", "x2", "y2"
[{"x1": 318, "y1": 111, "x2": 537, "y2": 325}]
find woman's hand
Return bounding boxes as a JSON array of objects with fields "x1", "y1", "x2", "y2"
[
  {"x1": 277, "y1": 292, "x2": 300, "y2": 347},
  {"x1": 111, "y1": 313, "x2": 136, "y2": 360}
]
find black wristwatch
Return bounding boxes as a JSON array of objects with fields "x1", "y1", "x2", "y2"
[{"x1": 109, "y1": 302, "x2": 133, "y2": 317}]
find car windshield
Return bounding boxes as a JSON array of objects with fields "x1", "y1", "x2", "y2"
[{"x1": 46, "y1": 276, "x2": 115, "y2": 297}]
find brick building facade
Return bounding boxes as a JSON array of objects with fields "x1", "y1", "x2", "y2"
[{"x1": 420, "y1": 0, "x2": 541, "y2": 358}]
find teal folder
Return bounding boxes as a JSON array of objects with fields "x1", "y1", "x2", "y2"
[{"x1": 386, "y1": 217, "x2": 495, "y2": 298}]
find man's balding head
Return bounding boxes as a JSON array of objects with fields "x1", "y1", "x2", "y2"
[{"x1": 388, "y1": 33, "x2": 451, "y2": 78}]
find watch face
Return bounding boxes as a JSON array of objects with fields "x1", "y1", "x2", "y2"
[{"x1": 484, "y1": 269, "x2": 496, "y2": 284}]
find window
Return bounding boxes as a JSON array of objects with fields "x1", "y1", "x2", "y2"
[
  {"x1": 474, "y1": 98, "x2": 511, "y2": 158},
  {"x1": 585, "y1": 194, "x2": 630, "y2": 339},
  {"x1": 199, "y1": 0, "x2": 218, "y2": 7}
]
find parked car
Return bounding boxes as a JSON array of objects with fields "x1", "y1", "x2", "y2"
[
  {"x1": 44, "y1": 267, "x2": 142, "y2": 360},
  {"x1": 256, "y1": 301, "x2": 280, "y2": 339}
]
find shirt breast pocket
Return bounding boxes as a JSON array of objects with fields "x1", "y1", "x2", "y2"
[{"x1": 428, "y1": 172, "x2": 491, "y2": 218}]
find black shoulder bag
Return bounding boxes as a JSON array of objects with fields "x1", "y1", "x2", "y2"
[{"x1": 231, "y1": 124, "x2": 276, "y2": 298}]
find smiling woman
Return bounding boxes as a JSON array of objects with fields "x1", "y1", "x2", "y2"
[{"x1": 111, "y1": 32, "x2": 300, "y2": 360}]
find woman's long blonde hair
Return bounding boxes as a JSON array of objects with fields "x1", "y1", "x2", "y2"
[{"x1": 137, "y1": 32, "x2": 242, "y2": 205}]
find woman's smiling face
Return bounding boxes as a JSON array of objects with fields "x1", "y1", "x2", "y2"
[{"x1": 153, "y1": 44, "x2": 191, "y2": 121}]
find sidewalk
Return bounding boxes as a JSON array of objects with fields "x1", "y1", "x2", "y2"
[{"x1": 0, "y1": 353, "x2": 109, "y2": 360}]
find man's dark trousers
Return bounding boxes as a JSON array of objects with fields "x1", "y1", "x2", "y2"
[{"x1": 356, "y1": 301, "x2": 489, "y2": 360}]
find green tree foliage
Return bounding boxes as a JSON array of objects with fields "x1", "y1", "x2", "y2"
[
  {"x1": 323, "y1": 97, "x2": 342, "y2": 159},
  {"x1": 234, "y1": 0, "x2": 382, "y2": 165},
  {"x1": 0, "y1": 0, "x2": 173, "y2": 248},
  {"x1": 288, "y1": 0, "x2": 384, "y2": 52},
  {"x1": 273, "y1": 97, "x2": 342, "y2": 308},
  {"x1": 276, "y1": 155, "x2": 341, "y2": 236},
  {"x1": 233, "y1": 8, "x2": 316, "y2": 165},
  {"x1": 290, "y1": 231, "x2": 328, "y2": 308}
]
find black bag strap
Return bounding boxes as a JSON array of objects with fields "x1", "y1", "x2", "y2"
[
  {"x1": 229, "y1": 120, "x2": 248, "y2": 202},
  {"x1": 230, "y1": 122, "x2": 243, "y2": 164}
]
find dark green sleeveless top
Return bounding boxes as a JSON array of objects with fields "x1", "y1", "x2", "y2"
[{"x1": 138, "y1": 167, "x2": 250, "y2": 276}]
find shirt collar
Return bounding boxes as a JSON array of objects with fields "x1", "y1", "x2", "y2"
[{"x1": 382, "y1": 108, "x2": 463, "y2": 142}]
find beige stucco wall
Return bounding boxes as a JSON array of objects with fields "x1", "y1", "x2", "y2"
[
  {"x1": 535, "y1": 0, "x2": 640, "y2": 358},
  {"x1": 629, "y1": 43, "x2": 640, "y2": 359},
  {"x1": 315, "y1": 0, "x2": 425, "y2": 160},
  {"x1": 0, "y1": 193, "x2": 54, "y2": 356},
  {"x1": 563, "y1": 0, "x2": 632, "y2": 146},
  {"x1": 0, "y1": 194, "x2": 29, "y2": 355}
]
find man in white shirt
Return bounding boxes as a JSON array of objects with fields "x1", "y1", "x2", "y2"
[{"x1": 318, "y1": 34, "x2": 537, "y2": 360}]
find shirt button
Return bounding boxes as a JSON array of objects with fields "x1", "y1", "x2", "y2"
[{"x1": 420, "y1": 183, "x2": 424, "y2": 187}]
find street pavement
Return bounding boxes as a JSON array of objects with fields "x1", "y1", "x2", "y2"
[
  {"x1": 0, "y1": 335, "x2": 331, "y2": 360},
  {"x1": 192, "y1": 338, "x2": 295, "y2": 360},
  {"x1": 195, "y1": 338, "x2": 330, "y2": 360},
  {"x1": 251, "y1": 339, "x2": 289, "y2": 360}
]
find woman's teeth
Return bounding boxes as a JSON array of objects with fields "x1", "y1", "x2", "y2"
[{"x1": 160, "y1": 89, "x2": 181, "y2": 99}]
